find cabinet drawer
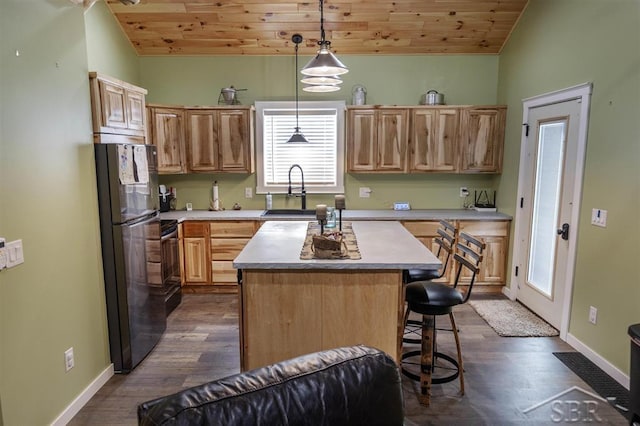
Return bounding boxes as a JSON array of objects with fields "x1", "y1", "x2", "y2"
[
  {"x1": 211, "y1": 261, "x2": 239, "y2": 283},
  {"x1": 402, "y1": 221, "x2": 442, "y2": 237},
  {"x1": 211, "y1": 238, "x2": 251, "y2": 260},
  {"x1": 183, "y1": 221, "x2": 209, "y2": 237},
  {"x1": 458, "y1": 220, "x2": 509, "y2": 237},
  {"x1": 210, "y1": 221, "x2": 256, "y2": 237}
]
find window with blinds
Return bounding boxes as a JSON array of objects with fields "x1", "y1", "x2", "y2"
[{"x1": 255, "y1": 101, "x2": 345, "y2": 194}]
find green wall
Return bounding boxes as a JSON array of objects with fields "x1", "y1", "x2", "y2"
[
  {"x1": 0, "y1": 1, "x2": 143, "y2": 424},
  {"x1": 84, "y1": 0, "x2": 140, "y2": 84},
  {"x1": 0, "y1": 1, "x2": 114, "y2": 424},
  {"x1": 497, "y1": 0, "x2": 640, "y2": 372},
  {"x1": 140, "y1": 54, "x2": 502, "y2": 210}
]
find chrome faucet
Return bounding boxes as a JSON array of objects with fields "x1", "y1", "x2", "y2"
[{"x1": 287, "y1": 164, "x2": 306, "y2": 210}]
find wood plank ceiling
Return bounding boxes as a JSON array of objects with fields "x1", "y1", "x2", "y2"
[{"x1": 105, "y1": 0, "x2": 529, "y2": 56}]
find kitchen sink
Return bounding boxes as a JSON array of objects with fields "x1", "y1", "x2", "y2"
[{"x1": 261, "y1": 209, "x2": 316, "y2": 216}]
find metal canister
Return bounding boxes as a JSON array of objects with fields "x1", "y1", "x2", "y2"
[
  {"x1": 352, "y1": 85, "x2": 367, "y2": 105},
  {"x1": 425, "y1": 89, "x2": 445, "y2": 105}
]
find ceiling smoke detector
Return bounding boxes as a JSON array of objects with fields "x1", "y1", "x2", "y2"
[{"x1": 119, "y1": 0, "x2": 140, "y2": 4}]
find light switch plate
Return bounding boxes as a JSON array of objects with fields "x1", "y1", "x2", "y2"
[
  {"x1": 393, "y1": 202, "x2": 411, "y2": 211},
  {"x1": 6, "y1": 239, "x2": 24, "y2": 268},
  {"x1": 591, "y1": 208, "x2": 607, "y2": 227}
]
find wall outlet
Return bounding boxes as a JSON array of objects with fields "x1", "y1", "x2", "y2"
[
  {"x1": 64, "y1": 347, "x2": 75, "y2": 372},
  {"x1": 359, "y1": 187, "x2": 371, "y2": 198},
  {"x1": 460, "y1": 187, "x2": 469, "y2": 198},
  {"x1": 589, "y1": 306, "x2": 597, "y2": 325},
  {"x1": 245, "y1": 187, "x2": 253, "y2": 198}
]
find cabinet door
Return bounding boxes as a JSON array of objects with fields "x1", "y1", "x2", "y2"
[
  {"x1": 99, "y1": 80, "x2": 128, "y2": 130},
  {"x1": 150, "y1": 108, "x2": 186, "y2": 174},
  {"x1": 460, "y1": 107, "x2": 506, "y2": 173},
  {"x1": 347, "y1": 109, "x2": 377, "y2": 172},
  {"x1": 183, "y1": 237, "x2": 209, "y2": 284},
  {"x1": 457, "y1": 220, "x2": 509, "y2": 286},
  {"x1": 410, "y1": 108, "x2": 459, "y2": 172},
  {"x1": 219, "y1": 109, "x2": 252, "y2": 172},
  {"x1": 126, "y1": 90, "x2": 146, "y2": 131},
  {"x1": 186, "y1": 110, "x2": 219, "y2": 172},
  {"x1": 377, "y1": 109, "x2": 408, "y2": 171}
]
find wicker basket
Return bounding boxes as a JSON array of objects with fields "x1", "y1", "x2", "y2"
[{"x1": 312, "y1": 233, "x2": 346, "y2": 259}]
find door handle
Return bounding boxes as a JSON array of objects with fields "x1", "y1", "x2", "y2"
[{"x1": 557, "y1": 223, "x2": 569, "y2": 240}]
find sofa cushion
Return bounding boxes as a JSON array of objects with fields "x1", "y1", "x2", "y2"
[{"x1": 138, "y1": 345, "x2": 404, "y2": 425}]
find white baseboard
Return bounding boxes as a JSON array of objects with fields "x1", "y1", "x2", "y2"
[
  {"x1": 566, "y1": 333, "x2": 630, "y2": 390},
  {"x1": 51, "y1": 364, "x2": 114, "y2": 426},
  {"x1": 501, "y1": 285, "x2": 515, "y2": 300}
]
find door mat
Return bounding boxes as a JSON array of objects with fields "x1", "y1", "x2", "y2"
[
  {"x1": 468, "y1": 299, "x2": 559, "y2": 337},
  {"x1": 553, "y1": 351, "x2": 630, "y2": 418}
]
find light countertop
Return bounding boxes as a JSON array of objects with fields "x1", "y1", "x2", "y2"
[
  {"x1": 160, "y1": 208, "x2": 512, "y2": 222},
  {"x1": 233, "y1": 220, "x2": 442, "y2": 270}
]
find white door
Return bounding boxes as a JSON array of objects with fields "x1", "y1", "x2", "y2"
[{"x1": 512, "y1": 84, "x2": 591, "y2": 337}]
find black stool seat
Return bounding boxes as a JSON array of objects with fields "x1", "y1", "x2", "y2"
[{"x1": 406, "y1": 281, "x2": 464, "y2": 315}]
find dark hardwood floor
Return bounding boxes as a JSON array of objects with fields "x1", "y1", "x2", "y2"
[{"x1": 69, "y1": 293, "x2": 627, "y2": 425}]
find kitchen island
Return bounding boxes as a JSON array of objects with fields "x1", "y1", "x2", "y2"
[{"x1": 233, "y1": 220, "x2": 441, "y2": 370}]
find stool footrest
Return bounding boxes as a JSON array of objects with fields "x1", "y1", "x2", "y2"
[{"x1": 401, "y1": 350, "x2": 460, "y2": 384}]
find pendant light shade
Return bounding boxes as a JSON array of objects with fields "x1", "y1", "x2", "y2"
[
  {"x1": 301, "y1": 43, "x2": 348, "y2": 77},
  {"x1": 287, "y1": 34, "x2": 309, "y2": 144},
  {"x1": 303, "y1": 84, "x2": 341, "y2": 93},
  {"x1": 287, "y1": 130, "x2": 309, "y2": 143},
  {"x1": 300, "y1": 75, "x2": 343, "y2": 85},
  {"x1": 301, "y1": 0, "x2": 348, "y2": 81}
]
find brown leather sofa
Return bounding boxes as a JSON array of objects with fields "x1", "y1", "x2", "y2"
[{"x1": 138, "y1": 345, "x2": 404, "y2": 425}]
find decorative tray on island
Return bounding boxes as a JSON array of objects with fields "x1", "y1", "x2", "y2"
[
  {"x1": 300, "y1": 222, "x2": 362, "y2": 260},
  {"x1": 312, "y1": 232, "x2": 346, "y2": 259}
]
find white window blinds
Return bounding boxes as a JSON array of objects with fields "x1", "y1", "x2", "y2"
[{"x1": 256, "y1": 101, "x2": 345, "y2": 194}]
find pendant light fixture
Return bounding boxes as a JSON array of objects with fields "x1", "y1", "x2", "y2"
[
  {"x1": 287, "y1": 34, "x2": 309, "y2": 143},
  {"x1": 301, "y1": 0, "x2": 348, "y2": 79}
]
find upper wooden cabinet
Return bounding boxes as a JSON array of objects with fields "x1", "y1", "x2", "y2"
[
  {"x1": 347, "y1": 107, "x2": 408, "y2": 172},
  {"x1": 186, "y1": 110, "x2": 219, "y2": 172},
  {"x1": 185, "y1": 107, "x2": 254, "y2": 173},
  {"x1": 148, "y1": 106, "x2": 186, "y2": 174},
  {"x1": 409, "y1": 107, "x2": 460, "y2": 172},
  {"x1": 88, "y1": 72, "x2": 147, "y2": 140},
  {"x1": 347, "y1": 105, "x2": 506, "y2": 174},
  {"x1": 459, "y1": 106, "x2": 506, "y2": 173}
]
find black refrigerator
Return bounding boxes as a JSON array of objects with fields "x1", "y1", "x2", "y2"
[{"x1": 94, "y1": 143, "x2": 166, "y2": 373}]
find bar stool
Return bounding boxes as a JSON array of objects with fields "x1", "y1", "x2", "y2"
[
  {"x1": 403, "y1": 220, "x2": 457, "y2": 345},
  {"x1": 402, "y1": 232, "x2": 484, "y2": 406}
]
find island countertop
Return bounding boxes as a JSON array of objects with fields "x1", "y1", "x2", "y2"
[{"x1": 233, "y1": 220, "x2": 441, "y2": 270}]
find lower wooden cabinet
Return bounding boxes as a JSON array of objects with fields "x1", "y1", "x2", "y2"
[
  {"x1": 181, "y1": 222, "x2": 209, "y2": 284},
  {"x1": 179, "y1": 220, "x2": 258, "y2": 292},
  {"x1": 457, "y1": 220, "x2": 509, "y2": 286},
  {"x1": 179, "y1": 218, "x2": 508, "y2": 292},
  {"x1": 402, "y1": 219, "x2": 510, "y2": 289},
  {"x1": 210, "y1": 221, "x2": 256, "y2": 285}
]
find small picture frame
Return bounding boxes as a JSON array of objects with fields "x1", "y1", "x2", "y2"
[{"x1": 185, "y1": 202, "x2": 193, "y2": 211}]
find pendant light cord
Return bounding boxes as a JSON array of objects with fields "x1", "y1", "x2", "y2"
[
  {"x1": 319, "y1": 0, "x2": 328, "y2": 47},
  {"x1": 294, "y1": 41, "x2": 300, "y2": 131}
]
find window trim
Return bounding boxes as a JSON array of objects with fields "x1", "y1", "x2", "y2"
[{"x1": 255, "y1": 100, "x2": 345, "y2": 195}]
